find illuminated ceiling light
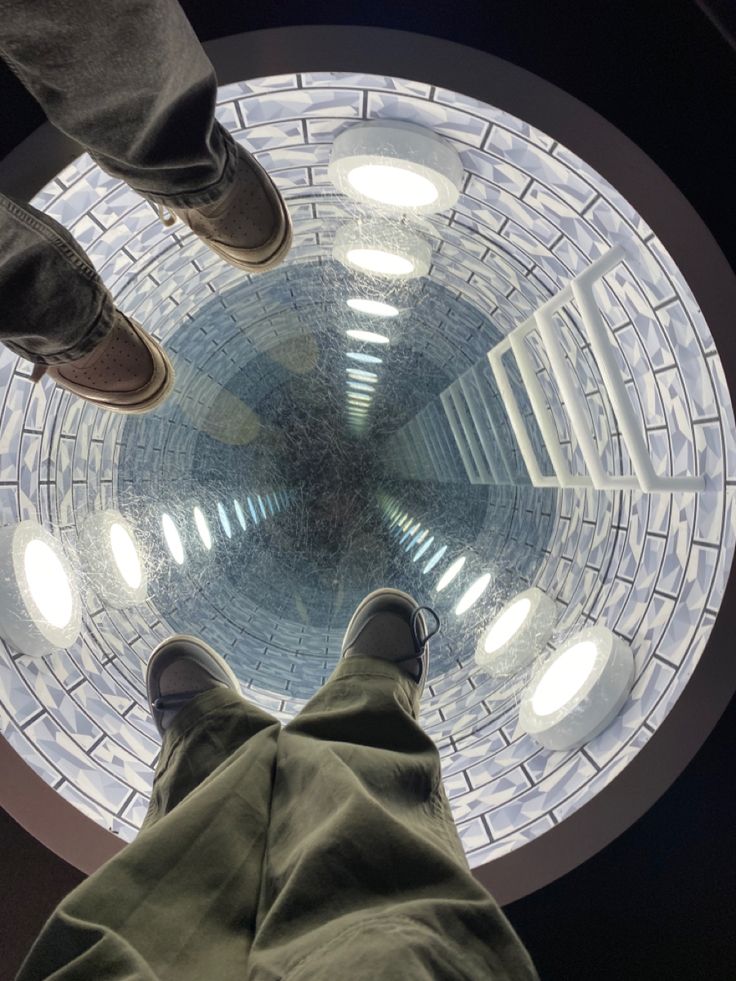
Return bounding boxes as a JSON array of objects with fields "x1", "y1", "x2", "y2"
[
  {"x1": 329, "y1": 119, "x2": 463, "y2": 214},
  {"x1": 346, "y1": 368, "x2": 379, "y2": 382},
  {"x1": 193, "y1": 506, "x2": 213, "y2": 550},
  {"x1": 247, "y1": 497, "x2": 259, "y2": 525},
  {"x1": 347, "y1": 351, "x2": 383, "y2": 365},
  {"x1": 413, "y1": 535, "x2": 434, "y2": 562},
  {"x1": 267, "y1": 495, "x2": 275, "y2": 515},
  {"x1": 78, "y1": 511, "x2": 147, "y2": 609},
  {"x1": 347, "y1": 381, "x2": 375, "y2": 392},
  {"x1": 0, "y1": 521, "x2": 81, "y2": 656},
  {"x1": 400, "y1": 522, "x2": 421, "y2": 545},
  {"x1": 345, "y1": 328, "x2": 390, "y2": 345},
  {"x1": 162, "y1": 513, "x2": 185, "y2": 564},
  {"x1": 435, "y1": 554, "x2": 466, "y2": 592},
  {"x1": 334, "y1": 221, "x2": 431, "y2": 280},
  {"x1": 475, "y1": 587, "x2": 557, "y2": 677},
  {"x1": 406, "y1": 528, "x2": 428, "y2": 551},
  {"x1": 218, "y1": 503, "x2": 233, "y2": 538},
  {"x1": 348, "y1": 392, "x2": 372, "y2": 402},
  {"x1": 346, "y1": 297, "x2": 399, "y2": 318},
  {"x1": 234, "y1": 499, "x2": 247, "y2": 530},
  {"x1": 455, "y1": 573, "x2": 492, "y2": 616},
  {"x1": 258, "y1": 496, "x2": 268, "y2": 519},
  {"x1": 519, "y1": 626, "x2": 635, "y2": 751}
]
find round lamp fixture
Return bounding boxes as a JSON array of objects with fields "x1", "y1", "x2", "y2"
[
  {"x1": 334, "y1": 221, "x2": 431, "y2": 280},
  {"x1": 345, "y1": 328, "x2": 390, "y2": 345},
  {"x1": 346, "y1": 351, "x2": 383, "y2": 365},
  {"x1": 193, "y1": 506, "x2": 213, "y2": 550},
  {"x1": 347, "y1": 368, "x2": 379, "y2": 382},
  {"x1": 346, "y1": 297, "x2": 399, "y2": 318},
  {"x1": 475, "y1": 587, "x2": 557, "y2": 677},
  {"x1": 0, "y1": 521, "x2": 82, "y2": 656},
  {"x1": 435, "y1": 554, "x2": 466, "y2": 592},
  {"x1": 329, "y1": 119, "x2": 463, "y2": 214},
  {"x1": 519, "y1": 625, "x2": 636, "y2": 751},
  {"x1": 455, "y1": 572, "x2": 492, "y2": 616},
  {"x1": 161, "y1": 513, "x2": 185, "y2": 565},
  {"x1": 234, "y1": 499, "x2": 247, "y2": 530},
  {"x1": 78, "y1": 511, "x2": 148, "y2": 609}
]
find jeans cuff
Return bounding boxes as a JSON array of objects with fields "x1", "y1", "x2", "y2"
[
  {"x1": 3, "y1": 292, "x2": 117, "y2": 366},
  {"x1": 134, "y1": 123, "x2": 240, "y2": 210}
]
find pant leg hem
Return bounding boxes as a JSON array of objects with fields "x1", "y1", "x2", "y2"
[
  {"x1": 2, "y1": 292, "x2": 117, "y2": 365},
  {"x1": 159, "y1": 686, "x2": 251, "y2": 766},
  {"x1": 132, "y1": 123, "x2": 239, "y2": 210},
  {"x1": 325, "y1": 656, "x2": 422, "y2": 717}
]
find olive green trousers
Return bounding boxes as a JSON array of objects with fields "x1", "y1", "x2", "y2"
[{"x1": 17, "y1": 656, "x2": 538, "y2": 980}]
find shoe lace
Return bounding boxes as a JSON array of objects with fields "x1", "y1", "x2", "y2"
[
  {"x1": 394, "y1": 606, "x2": 441, "y2": 684},
  {"x1": 152, "y1": 690, "x2": 207, "y2": 711},
  {"x1": 154, "y1": 202, "x2": 177, "y2": 227}
]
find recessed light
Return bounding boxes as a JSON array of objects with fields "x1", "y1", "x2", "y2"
[
  {"x1": 475, "y1": 587, "x2": 557, "y2": 677},
  {"x1": 193, "y1": 506, "x2": 213, "y2": 550},
  {"x1": 162, "y1": 513, "x2": 185, "y2": 564},
  {"x1": 345, "y1": 329, "x2": 390, "y2": 345},
  {"x1": 347, "y1": 368, "x2": 379, "y2": 381},
  {"x1": 435, "y1": 554, "x2": 466, "y2": 592},
  {"x1": 329, "y1": 120, "x2": 463, "y2": 214},
  {"x1": 334, "y1": 221, "x2": 431, "y2": 280},
  {"x1": 0, "y1": 521, "x2": 82, "y2": 656},
  {"x1": 346, "y1": 298, "x2": 399, "y2": 317},
  {"x1": 234, "y1": 500, "x2": 247, "y2": 530},
  {"x1": 348, "y1": 392, "x2": 372, "y2": 402},
  {"x1": 347, "y1": 352, "x2": 383, "y2": 365},
  {"x1": 519, "y1": 626, "x2": 635, "y2": 751},
  {"x1": 347, "y1": 381, "x2": 375, "y2": 392},
  {"x1": 78, "y1": 510, "x2": 147, "y2": 609},
  {"x1": 455, "y1": 573, "x2": 492, "y2": 616}
]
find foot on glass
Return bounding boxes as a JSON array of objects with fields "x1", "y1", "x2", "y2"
[
  {"x1": 31, "y1": 311, "x2": 174, "y2": 414},
  {"x1": 341, "y1": 588, "x2": 440, "y2": 698},
  {"x1": 157, "y1": 142, "x2": 293, "y2": 273},
  {"x1": 146, "y1": 634, "x2": 241, "y2": 738}
]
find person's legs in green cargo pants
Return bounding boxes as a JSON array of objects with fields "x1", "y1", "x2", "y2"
[{"x1": 17, "y1": 654, "x2": 538, "y2": 980}]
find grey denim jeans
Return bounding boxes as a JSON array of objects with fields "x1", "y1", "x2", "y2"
[{"x1": 0, "y1": 0, "x2": 237, "y2": 364}]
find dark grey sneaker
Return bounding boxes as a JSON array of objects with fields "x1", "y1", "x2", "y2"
[
  {"x1": 341, "y1": 588, "x2": 440, "y2": 698},
  {"x1": 156, "y1": 142, "x2": 293, "y2": 273},
  {"x1": 146, "y1": 634, "x2": 241, "y2": 738}
]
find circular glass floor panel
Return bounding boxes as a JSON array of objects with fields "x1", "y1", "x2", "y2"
[{"x1": 1, "y1": 70, "x2": 734, "y2": 870}]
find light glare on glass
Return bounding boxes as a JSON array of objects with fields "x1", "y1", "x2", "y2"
[
  {"x1": 347, "y1": 381, "x2": 375, "y2": 392},
  {"x1": 346, "y1": 297, "x2": 399, "y2": 318},
  {"x1": 161, "y1": 514, "x2": 185, "y2": 564},
  {"x1": 347, "y1": 164, "x2": 439, "y2": 208},
  {"x1": 455, "y1": 573, "x2": 492, "y2": 616},
  {"x1": 435, "y1": 555, "x2": 466, "y2": 592},
  {"x1": 109, "y1": 523, "x2": 142, "y2": 590},
  {"x1": 23, "y1": 539, "x2": 74, "y2": 628},
  {"x1": 483, "y1": 597, "x2": 532, "y2": 654},
  {"x1": 531, "y1": 641, "x2": 599, "y2": 716}
]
